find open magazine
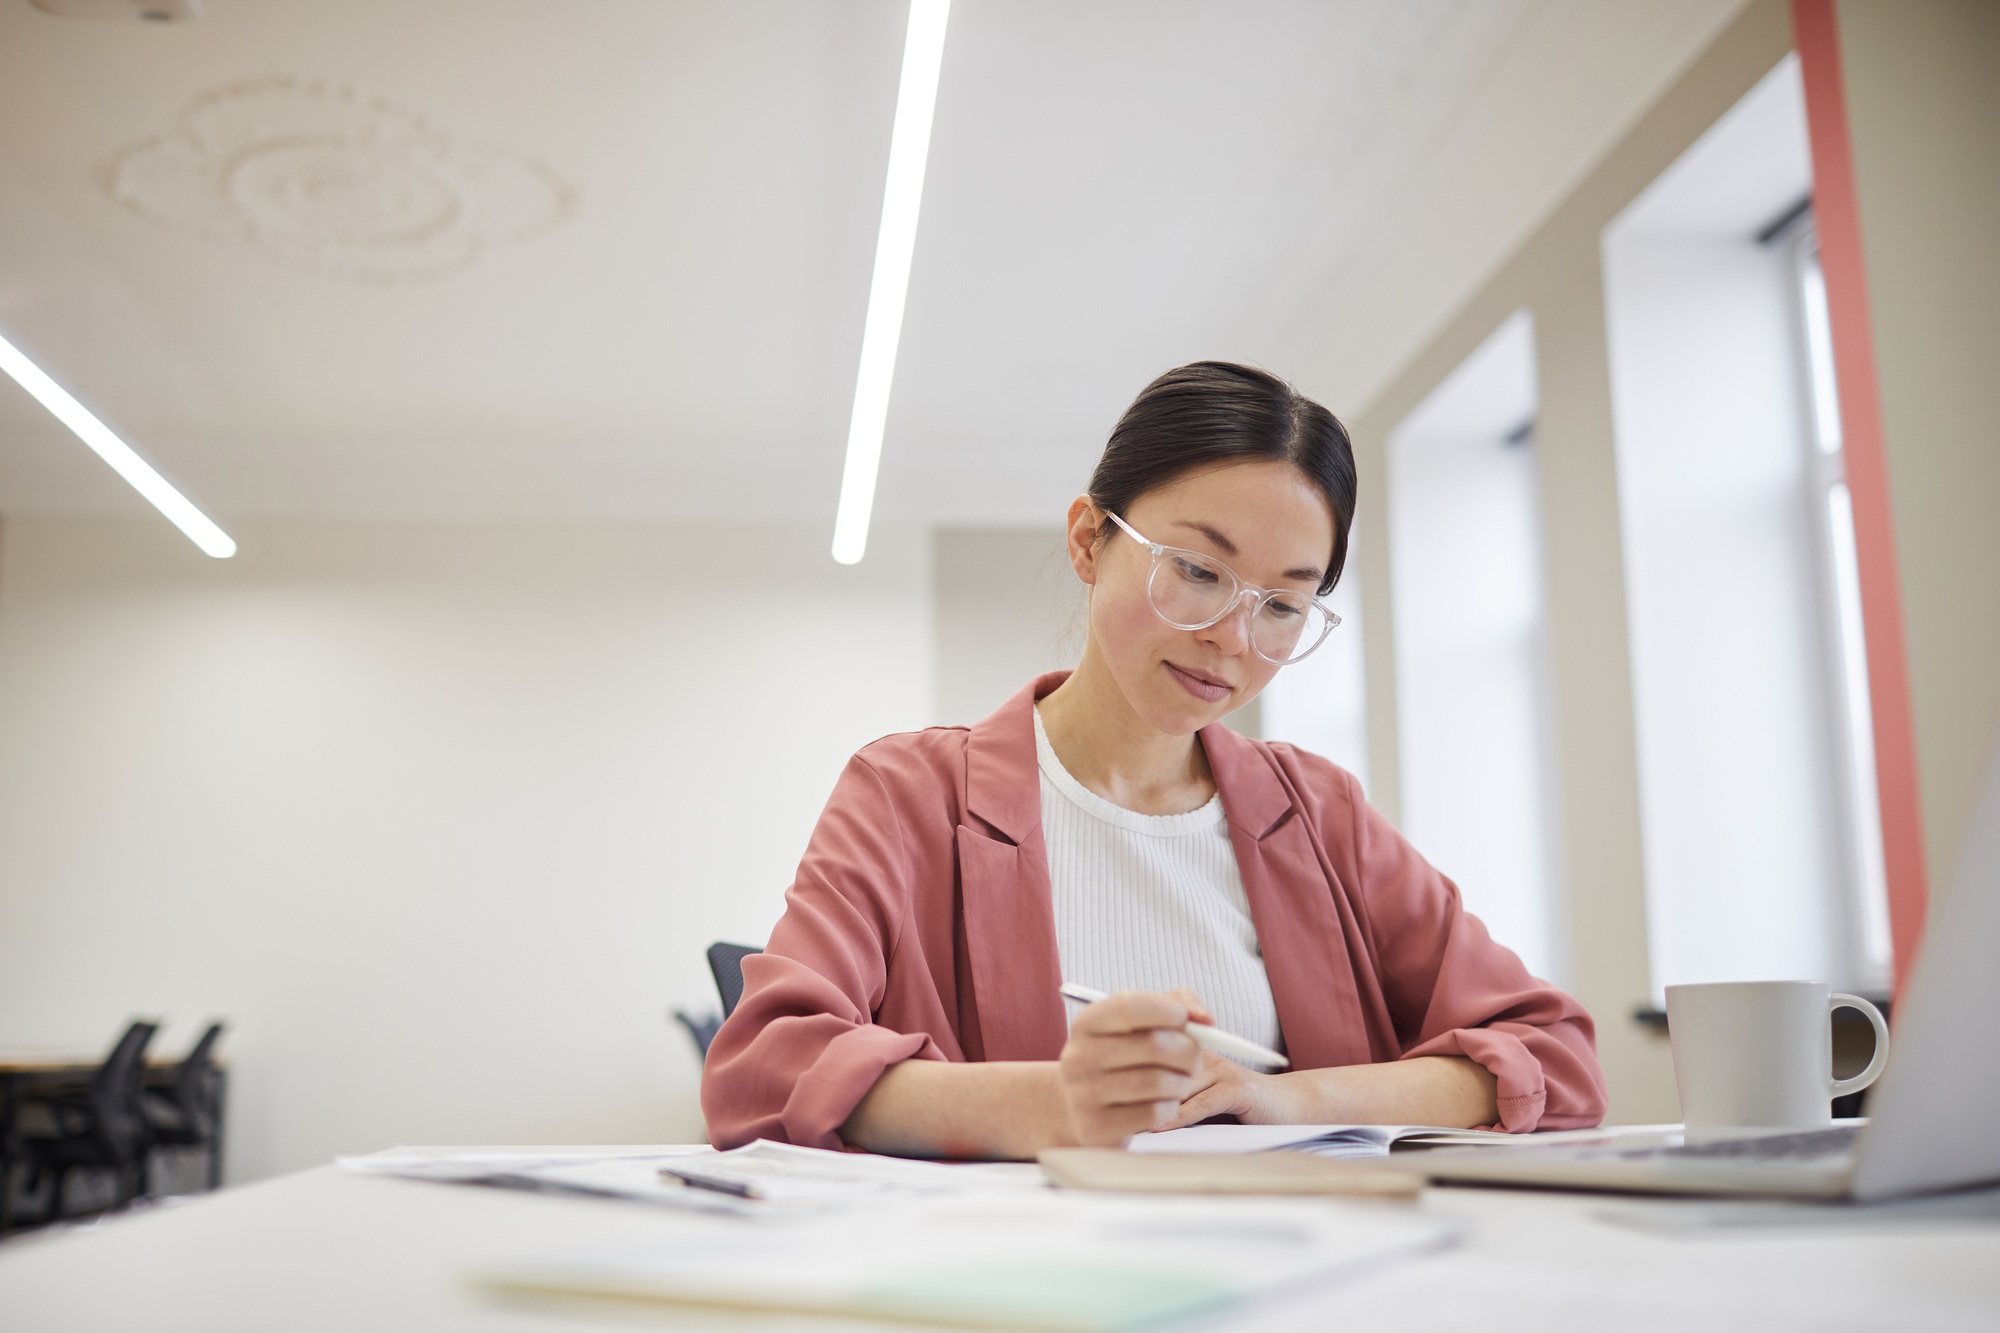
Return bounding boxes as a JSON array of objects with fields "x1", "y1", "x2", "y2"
[{"x1": 1128, "y1": 1123, "x2": 1515, "y2": 1159}]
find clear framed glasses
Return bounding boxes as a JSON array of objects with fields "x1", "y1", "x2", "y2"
[{"x1": 1103, "y1": 510, "x2": 1340, "y2": 665}]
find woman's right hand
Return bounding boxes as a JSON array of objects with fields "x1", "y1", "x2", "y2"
[{"x1": 1056, "y1": 989, "x2": 1210, "y2": 1146}]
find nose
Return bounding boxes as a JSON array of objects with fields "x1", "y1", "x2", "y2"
[{"x1": 1197, "y1": 592, "x2": 1256, "y2": 656}]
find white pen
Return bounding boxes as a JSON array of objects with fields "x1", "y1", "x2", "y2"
[{"x1": 1058, "y1": 982, "x2": 1291, "y2": 1069}]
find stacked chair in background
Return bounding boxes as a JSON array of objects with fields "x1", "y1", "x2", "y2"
[
  {"x1": 2, "y1": 1019, "x2": 228, "y2": 1233},
  {"x1": 14, "y1": 1020, "x2": 158, "y2": 1224},
  {"x1": 140, "y1": 1022, "x2": 229, "y2": 1192}
]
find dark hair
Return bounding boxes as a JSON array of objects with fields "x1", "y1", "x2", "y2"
[{"x1": 1087, "y1": 361, "x2": 1356, "y2": 595}]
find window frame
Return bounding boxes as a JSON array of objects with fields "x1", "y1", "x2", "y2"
[{"x1": 1777, "y1": 213, "x2": 1894, "y2": 995}]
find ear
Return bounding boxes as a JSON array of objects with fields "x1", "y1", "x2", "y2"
[{"x1": 1065, "y1": 495, "x2": 1104, "y2": 586}]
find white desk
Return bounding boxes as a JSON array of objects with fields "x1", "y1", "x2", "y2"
[{"x1": 2, "y1": 1146, "x2": 1997, "y2": 1331}]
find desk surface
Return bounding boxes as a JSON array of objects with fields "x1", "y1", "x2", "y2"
[
  {"x1": 0, "y1": 1048, "x2": 233, "y2": 1075},
  {"x1": 1, "y1": 1145, "x2": 1997, "y2": 1332},
  {"x1": 0, "y1": 1055, "x2": 198, "y2": 1074}
]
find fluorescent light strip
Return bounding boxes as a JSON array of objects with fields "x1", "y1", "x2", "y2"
[
  {"x1": 831, "y1": 0, "x2": 951, "y2": 565},
  {"x1": 0, "y1": 331, "x2": 235, "y2": 558}
]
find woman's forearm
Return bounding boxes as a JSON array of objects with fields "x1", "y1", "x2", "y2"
[
  {"x1": 840, "y1": 1059, "x2": 1075, "y2": 1160},
  {"x1": 1266, "y1": 1055, "x2": 1499, "y2": 1128},
  {"x1": 841, "y1": 1052, "x2": 1501, "y2": 1159}
]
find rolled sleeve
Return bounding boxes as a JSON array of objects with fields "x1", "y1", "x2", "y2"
[
  {"x1": 781, "y1": 1024, "x2": 942, "y2": 1149},
  {"x1": 1402, "y1": 1024, "x2": 1551, "y2": 1132}
]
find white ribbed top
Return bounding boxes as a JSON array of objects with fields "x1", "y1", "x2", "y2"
[{"x1": 1034, "y1": 707, "x2": 1284, "y2": 1058}]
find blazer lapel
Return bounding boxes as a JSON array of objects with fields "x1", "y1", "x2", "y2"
[
  {"x1": 957, "y1": 673, "x2": 1071, "y2": 1062},
  {"x1": 1203, "y1": 725, "x2": 1375, "y2": 1069}
]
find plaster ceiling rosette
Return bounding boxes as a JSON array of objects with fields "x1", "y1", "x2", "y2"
[{"x1": 108, "y1": 75, "x2": 575, "y2": 285}]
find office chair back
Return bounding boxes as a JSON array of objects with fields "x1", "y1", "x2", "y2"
[
  {"x1": 90, "y1": 1021, "x2": 159, "y2": 1162},
  {"x1": 673, "y1": 1009, "x2": 723, "y2": 1061},
  {"x1": 706, "y1": 942, "x2": 763, "y2": 1019}
]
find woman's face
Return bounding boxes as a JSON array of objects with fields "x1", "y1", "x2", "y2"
[{"x1": 1069, "y1": 459, "x2": 1337, "y2": 737}]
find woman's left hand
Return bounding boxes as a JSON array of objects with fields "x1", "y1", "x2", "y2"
[{"x1": 1157, "y1": 1052, "x2": 1300, "y2": 1128}]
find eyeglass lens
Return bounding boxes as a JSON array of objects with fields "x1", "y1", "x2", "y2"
[{"x1": 1150, "y1": 551, "x2": 1331, "y2": 664}]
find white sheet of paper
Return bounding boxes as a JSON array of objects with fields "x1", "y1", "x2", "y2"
[
  {"x1": 658, "y1": 1139, "x2": 1046, "y2": 1204},
  {"x1": 475, "y1": 1189, "x2": 1457, "y2": 1330},
  {"x1": 337, "y1": 1146, "x2": 710, "y2": 1181},
  {"x1": 339, "y1": 1141, "x2": 1046, "y2": 1217},
  {"x1": 336, "y1": 1146, "x2": 756, "y2": 1215}
]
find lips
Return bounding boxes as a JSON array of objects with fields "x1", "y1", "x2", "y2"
[{"x1": 1165, "y1": 660, "x2": 1232, "y2": 704}]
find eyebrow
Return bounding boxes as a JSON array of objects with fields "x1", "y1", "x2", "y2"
[{"x1": 1168, "y1": 520, "x2": 1324, "y2": 586}]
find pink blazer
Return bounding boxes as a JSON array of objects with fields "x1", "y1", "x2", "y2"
[{"x1": 702, "y1": 673, "x2": 1607, "y2": 1149}]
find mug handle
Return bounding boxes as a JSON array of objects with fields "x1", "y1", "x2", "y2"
[{"x1": 1829, "y1": 993, "x2": 1891, "y2": 1099}]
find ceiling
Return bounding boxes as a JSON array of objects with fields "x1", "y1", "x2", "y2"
[{"x1": 0, "y1": 0, "x2": 1749, "y2": 536}]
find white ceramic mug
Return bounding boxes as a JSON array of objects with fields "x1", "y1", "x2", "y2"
[{"x1": 1664, "y1": 980, "x2": 1890, "y2": 1129}]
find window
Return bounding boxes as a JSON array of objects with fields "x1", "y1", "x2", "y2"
[
  {"x1": 1785, "y1": 225, "x2": 1894, "y2": 992},
  {"x1": 1385, "y1": 311, "x2": 1565, "y2": 986}
]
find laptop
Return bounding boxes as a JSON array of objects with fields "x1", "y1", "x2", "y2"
[{"x1": 1409, "y1": 731, "x2": 2000, "y2": 1202}]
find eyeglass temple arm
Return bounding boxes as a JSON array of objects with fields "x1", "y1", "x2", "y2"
[{"x1": 1101, "y1": 509, "x2": 1154, "y2": 549}]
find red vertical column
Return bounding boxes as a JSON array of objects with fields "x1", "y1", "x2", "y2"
[{"x1": 1792, "y1": 0, "x2": 1928, "y2": 998}]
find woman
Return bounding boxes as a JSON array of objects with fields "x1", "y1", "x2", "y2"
[{"x1": 703, "y1": 362, "x2": 1607, "y2": 1158}]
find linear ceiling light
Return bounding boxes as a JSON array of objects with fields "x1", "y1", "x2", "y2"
[
  {"x1": 830, "y1": 0, "x2": 951, "y2": 566},
  {"x1": 0, "y1": 330, "x2": 235, "y2": 558}
]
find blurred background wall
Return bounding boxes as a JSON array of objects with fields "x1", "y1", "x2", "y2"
[
  {"x1": 0, "y1": 516, "x2": 931, "y2": 1176},
  {"x1": 931, "y1": 527, "x2": 1078, "y2": 727},
  {"x1": 1836, "y1": 1, "x2": 2000, "y2": 904}
]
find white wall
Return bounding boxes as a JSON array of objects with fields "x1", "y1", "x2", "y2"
[
  {"x1": 1602, "y1": 56, "x2": 1863, "y2": 999},
  {"x1": 1840, "y1": 0, "x2": 2000, "y2": 915},
  {"x1": 1387, "y1": 312, "x2": 1565, "y2": 985},
  {"x1": 1259, "y1": 551, "x2": 1370, "y2": 792},
  {"x1": 0, "y1": 516, "x2": 933, "y2": 1182},
  {"x1": 932, "y1": 528, "x2": 1082, "y2": 727}
]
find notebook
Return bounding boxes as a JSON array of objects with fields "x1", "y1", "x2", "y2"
[{"x1": 1129, "y1": 1123, "x2": 1513, "y2": 1159}]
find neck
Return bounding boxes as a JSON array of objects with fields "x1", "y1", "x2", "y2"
[{"x1": 1036, "y1": 646, "x2": 1215, "y2": 816}]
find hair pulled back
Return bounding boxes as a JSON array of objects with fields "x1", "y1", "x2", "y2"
[{"x1": 1087, "y1": 361, "x2": 1355, "y2": 595}]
